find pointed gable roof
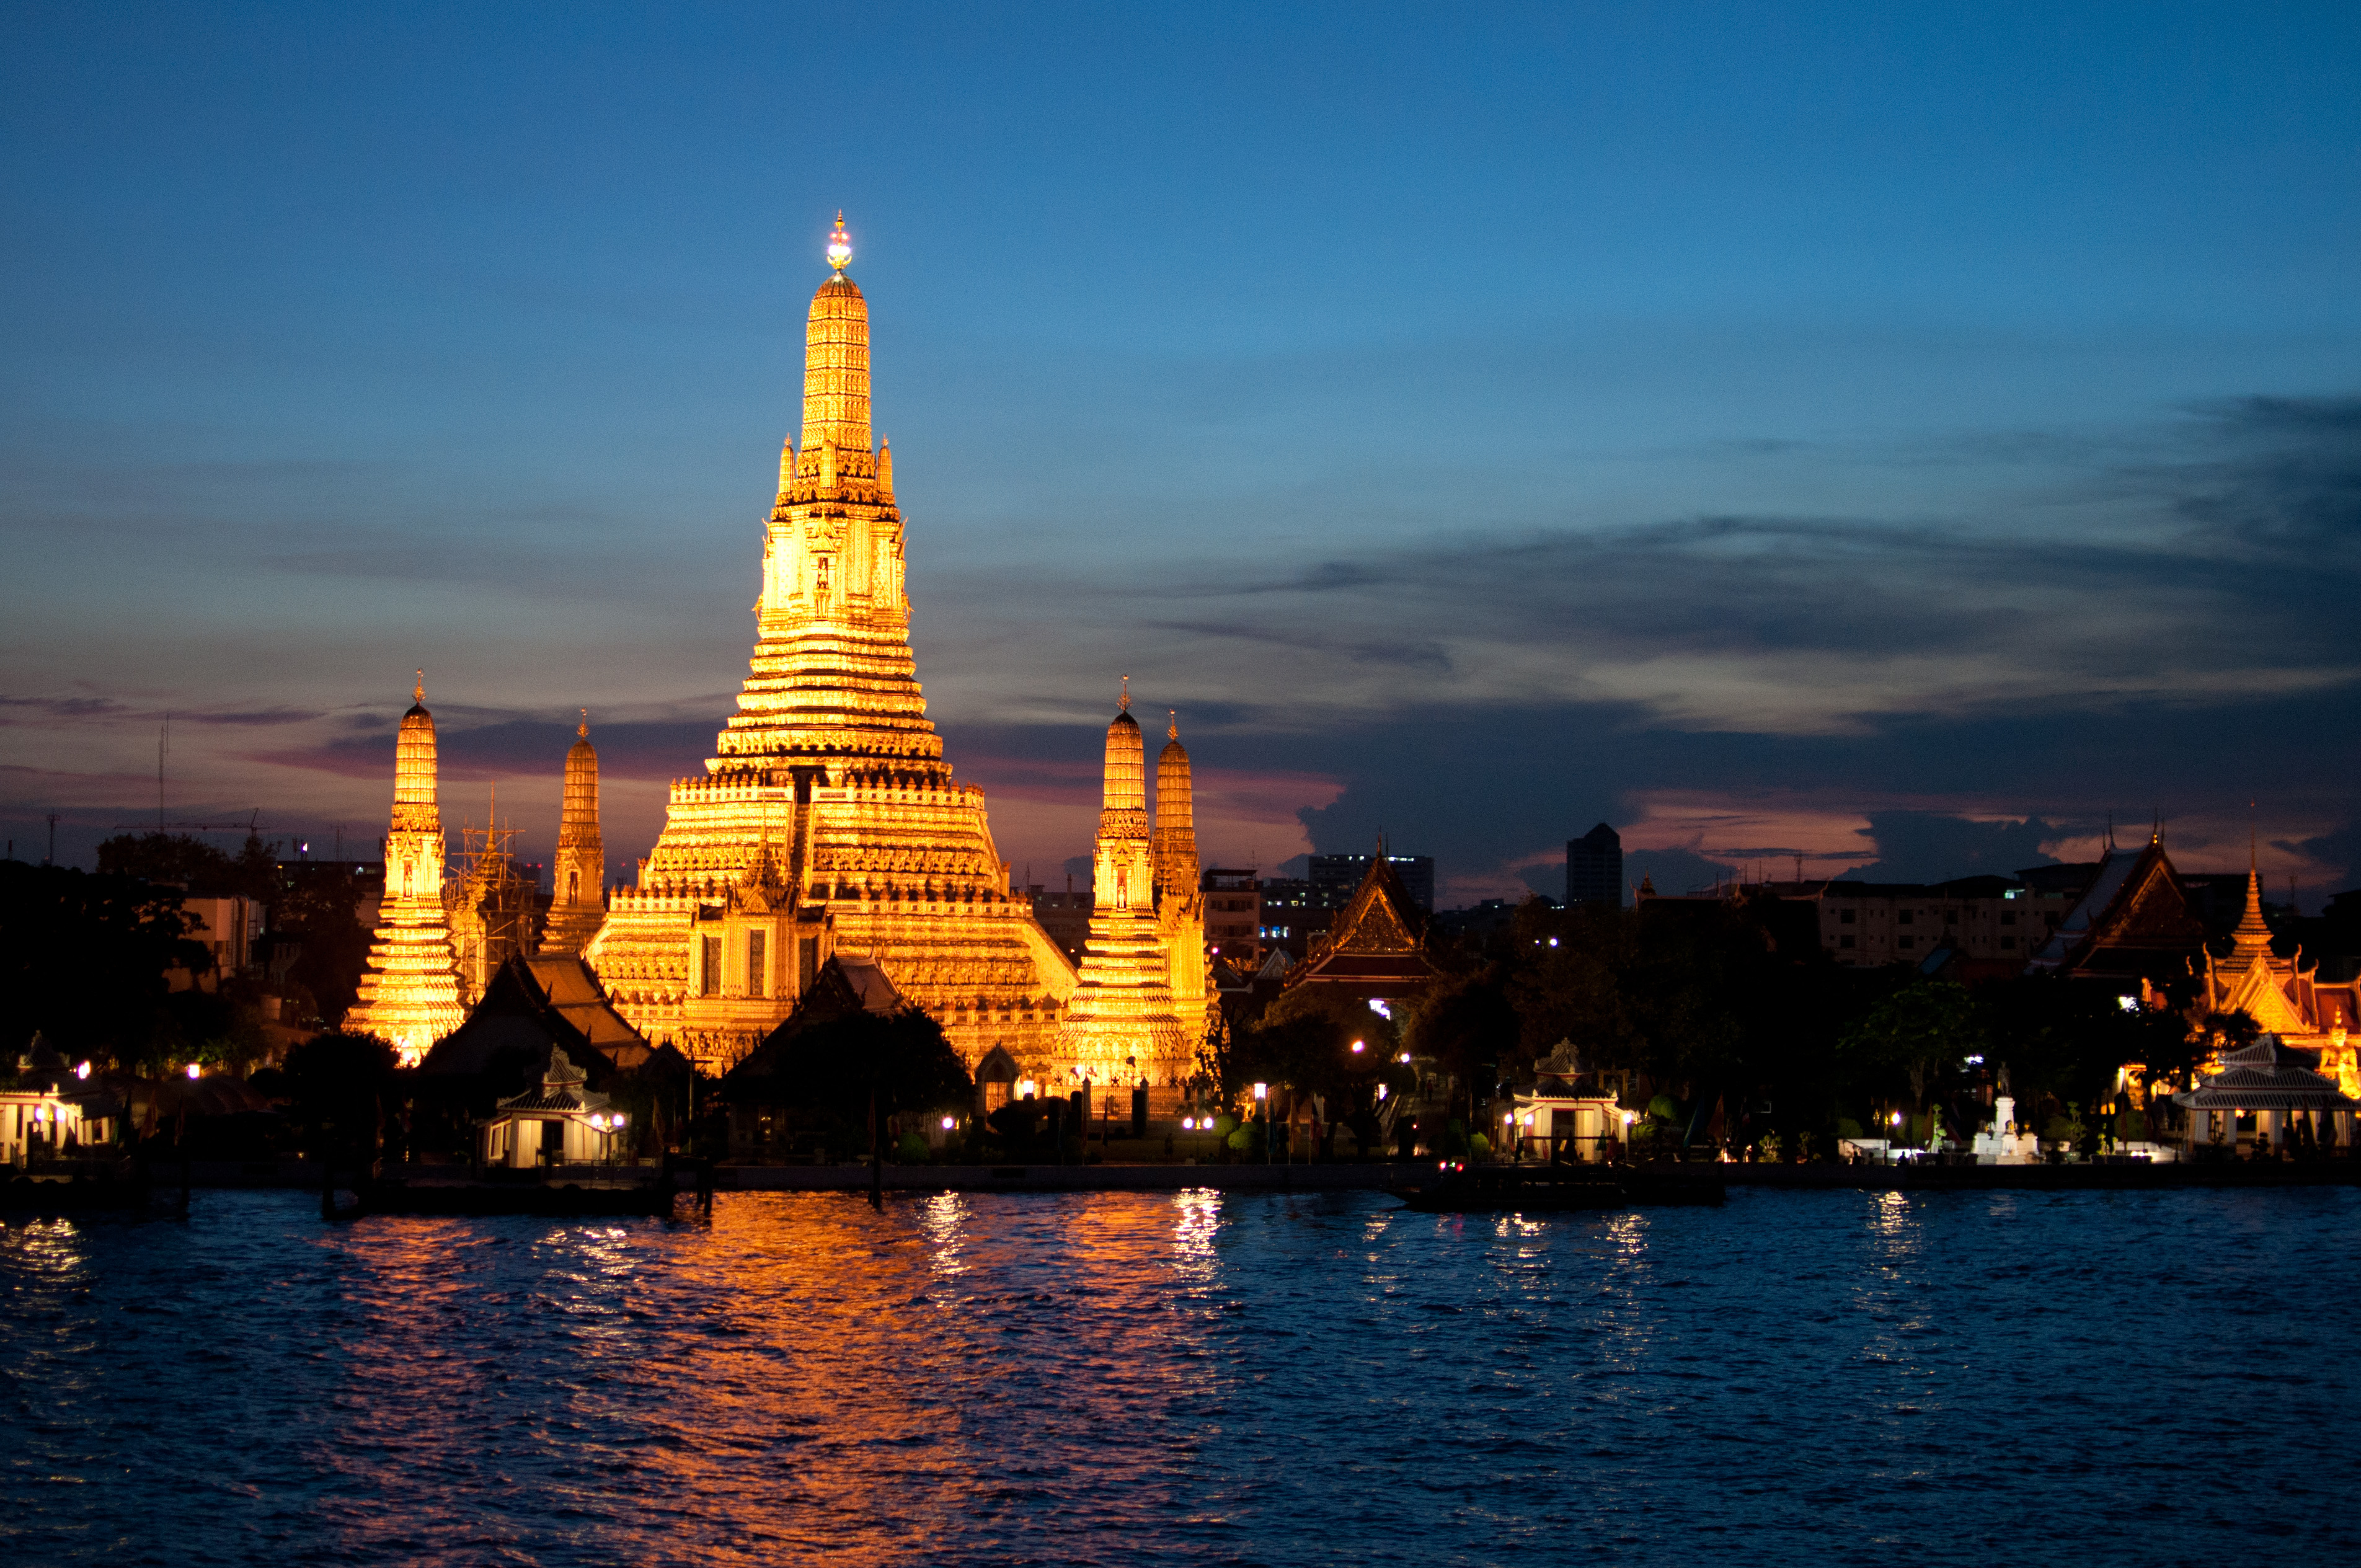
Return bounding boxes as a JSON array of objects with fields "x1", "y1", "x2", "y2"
[
  {"x1": 421, "y1": 952, "x2": 670, "y2": 1083},
  {"x1": 2026, "y1": 835, "x2": 2206, "y2": 982},
  {"x1": 1282, "y1": 854, "x2": 1438, "y2": 999},
  {"x1": 722, "y1": 954, "x2": 910, "y2": 1087}
]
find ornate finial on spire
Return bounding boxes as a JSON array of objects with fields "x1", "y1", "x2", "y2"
[
  {"x1": 414, "y1": 670, "x2": 425, "y2": 703},
  {"x1": 826, "y1": 211, "x2": 852, "y2": 273},
  {"x1": 1120, "y1": 675, "x2": 1130, "y2": 712},
  {"x1": 578, "y1": 707, "x2": 589, "y2": 740},
  {"x1": 1168, "y1": 707, "x2": 1177, "y2": 741}
]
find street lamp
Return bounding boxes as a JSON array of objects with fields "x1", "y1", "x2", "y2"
[
  {"x1": 1350, "y1": 1039, "x2": 1365, "y2": 1054},
  {"x1": 1253, "y1": 1082, "x2": 1270, "y2": 1164},
  {"x1": 185, "y1": 1062, "x2": 201, "y2": 1081}
]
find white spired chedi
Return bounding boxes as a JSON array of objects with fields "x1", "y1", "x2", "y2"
[{"x1": 583, "y1": 216, "x2": 1076, "y2": 1073}]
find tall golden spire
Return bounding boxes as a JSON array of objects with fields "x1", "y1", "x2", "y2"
[
  {"x1": 2234, "y1": 817, "x2": 2272, "y2": 950},
  {"x1": 585, "y1": 216, "x2": 1078, "y2": 1075},
  {"x1": 544, "y1": 710, "x2": 607, "y2": 955},
  {"x1": 350, "y1": 671, "x2": 464, "y2": 1063},
  {"x1": 800, "y1": 215, "x2": 870, "y2": 462},
  {"x1": 1101, "y1": 696, "x2": 1146, "y2": 826},
  {"x1": 1060, "y1": 681, "x2": 1186, "y2": 1084},
  {"x1": 1153, "y1": 709, "x2": 1197, "y2": 900}
]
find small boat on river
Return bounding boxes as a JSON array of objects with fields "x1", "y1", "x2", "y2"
[{"x1": 1394, "y1": 1161, "x2": 1725, "y2": 1213}]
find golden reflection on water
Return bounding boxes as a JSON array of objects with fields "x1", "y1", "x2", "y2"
[{"x1": 8, "y1": 1188, "x2": 2349, "y2": 1562}]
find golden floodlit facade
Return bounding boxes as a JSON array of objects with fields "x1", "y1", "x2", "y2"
[
  {"x1": 539, "y1": 714, "x2": 607, "y2": 955},
  {"x1": 585, "y1": 218, "x2": 1077, "y2": 1072},
  {"x1": 1056, "y1": 689, "x2": 1192, "y2": 1092},
  {"x1": 347, "y1": 675, "x2": 467, "y2": 1065}
]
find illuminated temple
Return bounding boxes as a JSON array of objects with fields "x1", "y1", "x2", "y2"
[
  {"x1": 585, "y1": 218, "x2": 1077, "y2": 1072},
  {"x1": 1055, "y1": 688, "x2": 1196, "y2": 1094},
  {"x1": 2195, "y1": 864, "x2": 2361, "y2": 1096},
  {"x1": 539, "y1": 713, "x2": 606, "y2": 955},
  {"x1": 347, "y1": 675, "x2": 467, "y2": 1065}
]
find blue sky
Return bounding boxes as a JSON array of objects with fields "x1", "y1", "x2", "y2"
[{"x1": 4, "y1": 2, "x2": 2359, "y2": 902}]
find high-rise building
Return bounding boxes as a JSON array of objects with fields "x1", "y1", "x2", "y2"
[
  {"x1": 583, "y1": 217, "x2": 1076, "y2": 1072},
  {"x1": 1202, "y1": 868, "x2": 1261, "y2": 958},
  {"x1": 541, "y1": 714, "x2": 606, "y2": 954},
  {"x1": 347, "y1": 675, "x2": 466, "y2": 1065},
  {"x1": 1567, "y1": 823, "x2": 1623, "y2": 907},
  {"x1": 1309, "y1": 853, "x2": 1433, "y2": 914}
]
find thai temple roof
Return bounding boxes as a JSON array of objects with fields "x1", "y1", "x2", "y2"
[
  {"x1": 2024, "y1": 833, "x2": 2207, "y2": 981},
  {"x1": 1283, "y1": 853, "x2": 1438, "y2": 998},
  {"x1": 2174, "y1": 1035, "x2": 2357, "y2": 1111}
]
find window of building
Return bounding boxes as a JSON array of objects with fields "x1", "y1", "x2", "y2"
[
  {"x1": 1898, "y1": 936, "x2": 1915, "y2": 950},
  {"x1": 1838, "y1": 908, "x2": 1855, "y2": 925},
  {"x1": 747, "y1": 930, "x2": 767, "y2": 1000},
  {"x1": 1897, "y1": 910, "x2": 1915, "y2": 926},
  {"x1": 1840, "y1": 935, "x2": 1856, "y2": 949},
  {"x1": 700, "y1": 934, "x2": 722, "y2": 997},
  {"x1": 2001, "y1": 937, "x2": 2016, "y2": 950},
  {"x1": 2000, "y1": 911, "x2": 2016, "y2": 927}
]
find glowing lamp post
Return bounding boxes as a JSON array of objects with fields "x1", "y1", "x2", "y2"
[{"x1": 1254, "y1": 1082, "x2": 1270, "y2": 1164}]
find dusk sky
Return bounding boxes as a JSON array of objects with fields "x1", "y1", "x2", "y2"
[{"x1": 5, "y1": 2, "x2": 2359, "y2": 905}]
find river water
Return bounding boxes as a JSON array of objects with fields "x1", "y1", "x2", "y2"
[{"x1": 3, "y1": 1186, "x2": 2353, "y2": 1564}]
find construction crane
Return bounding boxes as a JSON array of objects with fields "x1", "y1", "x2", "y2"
[{"x1": 109, "y1": 808, "x2": 280, "y2": 835}]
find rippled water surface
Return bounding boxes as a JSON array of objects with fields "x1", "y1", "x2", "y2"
[{"x1": 4, "y1": 1186, "x2": 2355, "y2": 1564}]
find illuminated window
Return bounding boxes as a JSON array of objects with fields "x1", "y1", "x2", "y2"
[
  {"x1": 747, "y1": 931, "x2": 767, "y2": 1000},
  {"x1": 699, "y1": 935, "x2": 722, "y2": 997}
]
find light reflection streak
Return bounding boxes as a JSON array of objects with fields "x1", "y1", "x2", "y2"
[{"x1": 8, "y1": 1188, "x2": 2335, "y2": 1560}]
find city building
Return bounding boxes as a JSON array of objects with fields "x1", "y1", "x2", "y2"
[
  {"x1": 1253, "y1": 875, "x2": 1338, "y2": 960},
  {"x1": 177, "y1": 895, "x2": 266, "y2": 984},
  {"x1": 1566, "y1": 823, "x2": 1623, "y2": 907},
  {"x1": 1793, "y1": 875, "x2": 2078, "y2": 973},
  {"x1": 346, "y1": 675, "x2": 466, "y2": 1065},
  {"x1": 582, "y1": 218, "x2": 1076, "y2": 1073},
  {"x1": 1202, "y1": 867, "x2": 1260, "y2": 959},
  {"x1": 541, "y1": 714, "x2": 607, "y2": 954},
  {"x1": 1311, "y1": 853, "x2": 1433, "y2": 913},
  {"x1": 1054, "y1": 686, "x2": 1191, "y2": 1101}
]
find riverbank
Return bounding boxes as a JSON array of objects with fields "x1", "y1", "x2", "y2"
[{"x1": 98, "y1": 1154, "x2": 2361, "y2": 1198}]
